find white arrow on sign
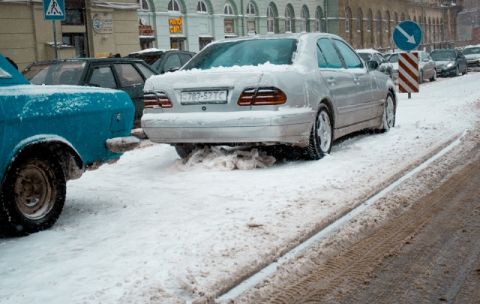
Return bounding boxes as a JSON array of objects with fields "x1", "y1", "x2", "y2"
[{"x1": 396, "y1": 25, "x2": 416, "y2": 44}]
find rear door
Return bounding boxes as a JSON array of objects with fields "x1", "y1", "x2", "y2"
[
  {"x1": 333, "y1": 39, "x2": 378, "y2": 122},
  {"x1": 112, "y1": 63, "x2": 145, "y2": 126},
  {"x1": 316, "y1": 38, "x2": 357, "y2": 128}
]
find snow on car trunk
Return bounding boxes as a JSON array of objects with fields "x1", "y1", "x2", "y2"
[{"x1": 1, "y1": 73, "x2": 480, "y2": 303}]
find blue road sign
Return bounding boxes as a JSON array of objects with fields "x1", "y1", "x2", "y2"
[
  {"x1": 393, "y1": 21, "x2": 422, "y2": 52},
  {"x1": 43, "y1": 0, "x2": 65, "y2": 21}
]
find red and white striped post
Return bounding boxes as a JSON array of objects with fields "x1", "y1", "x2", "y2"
[{"x1": 398, "y1": 52, "x2": 420, "y2": 99}]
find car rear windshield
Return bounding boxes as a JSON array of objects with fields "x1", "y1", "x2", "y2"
[
  {"x1": 24, "y1": 62, "x2": 86, "y2": 85},
  {"x1": 388, "y1": 54, "x2": 399, "y2": 63},
  {"x1": 358, "y1": 53, "x2": 373, "y2": 62},
  {"x1": 183, "y1": 38, "x2": 298, "y2": 70},
  {"x1": 463, "y1": 47, "x2": 480, "y2": 55},
  {"x1": 430, "y1": 50, "x2": 456, "y2": 61}
]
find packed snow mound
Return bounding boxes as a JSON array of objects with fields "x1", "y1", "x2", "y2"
[{"x1": 178, "y1": 146, "x2": 276, "y2": 171}]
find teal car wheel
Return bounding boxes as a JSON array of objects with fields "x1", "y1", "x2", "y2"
[{"x1": 0, "y1": 151, "x2": 66, "y2": 236}]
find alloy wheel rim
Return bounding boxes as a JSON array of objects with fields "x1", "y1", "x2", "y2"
[
  {"x1": 317, "y1": 111, "x2": 332, "y2": 152},
  {"x1": 385, "y1": 96, "x2": 394, "y2": 128},
  {"x1": 14, "y1": 164, "x2": 54, "y2": 220}
]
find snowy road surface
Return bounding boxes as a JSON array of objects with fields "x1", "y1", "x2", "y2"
[{"x1": 1, "y1": 73, "x2": 480, "y2": 303}]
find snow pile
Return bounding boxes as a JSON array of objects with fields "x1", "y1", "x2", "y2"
[{"x1": 177, "y1": 146, "x2": 276, "y2": 171}]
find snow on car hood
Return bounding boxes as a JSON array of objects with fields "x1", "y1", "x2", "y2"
[
  {"x1": 144, "y1": 63, "x2": 300, "y2": 92},
  {"x1": 464, "y1": 54, "x2": 480, "y2": 60}
]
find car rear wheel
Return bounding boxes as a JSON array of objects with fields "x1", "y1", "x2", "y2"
[
  {"x1": 379, "y1": 94, "x2": 396, "y2": 132},
  {"x1": 455, "y1": 66, "x2": 460, "y2": 77},
  {"x1": 430, "y1": 69, "x2": 437, "y2": 82},
  {"x1": 0, "y1": 152, "x2": 66, "y2": 236},
  {"x1": 305, "y1": 104, "x2": 333, "y2": 160},
  {"x1": 174, "y1": 144, "x2": 196, "y2": 159}
]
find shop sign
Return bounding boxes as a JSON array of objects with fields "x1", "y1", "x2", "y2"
[
  {"x1": 93, "y1": 13, "x2": 113, "y2": 34},
  {"x1": 139, "y1": 25, "x2": 154, "y2": 36},
  {"x1": 169, "y1": 17, "x2": 183, "y2": 34}
]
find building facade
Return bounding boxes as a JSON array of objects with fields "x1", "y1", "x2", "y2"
[
  {"x1": 0, "y1": 0, "x2": 140, "y2": 69},
  {"x1": 456, "y1": 0, "x2": 480, "y2": 44},
  {"x1": 137, "y1": 0, "x2": 458, "y2": 52}
]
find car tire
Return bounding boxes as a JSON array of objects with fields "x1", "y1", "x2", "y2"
[
  {"x1": 430, "y1": 69, "x2": 437, "y2": 82},
  {"x1": 0, "y1": 151, "x2": 66, "y2": 236},
  {"x1": 379, "y1": 94, "x2": 396, "y2": 132},
  {"x1": 455, "y1": 66, "x2": 460, "y2": 77},
  {"x1": 174, "y1": 144, "x2": 196, "y2": 159},
  {"x1": 418, "y1": 70, "x2": 423, "y2": 84},
  {"x1": 304, "y1": 104, "x2": 333, "y2": 160},
  {"x1": 463, "y1": 66, "x2": 468, "y2": 75}
]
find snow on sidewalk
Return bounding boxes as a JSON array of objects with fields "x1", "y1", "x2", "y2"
[{"x1": 0, "y1": 73, "x2": 479, "y2": 304}]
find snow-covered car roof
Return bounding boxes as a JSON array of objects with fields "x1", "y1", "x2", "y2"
[
  {"x1": 206, "y1": 32, "x2": 339, "y2": 47},
  {"x1": 356, "y1": 49, "x2": 381, "y2": 54}
]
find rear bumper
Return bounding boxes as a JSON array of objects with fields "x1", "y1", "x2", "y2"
[
  {"x1": 141, "y1": 109, "x2": 315, "y2": 146},
  {"x1": 106, "y1": 136, "x2": 140, "y2": 153}
]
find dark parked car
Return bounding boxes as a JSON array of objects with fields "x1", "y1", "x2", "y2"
[
  {"x1": 430, "y1": 49, "x2": 468, "y2": 77},
  {"x1": 128, "y1": 49, "x2": 195, "y2": 74},
  {"x1": 23, "y1": 58, "x2": 157, "y2": 127}
]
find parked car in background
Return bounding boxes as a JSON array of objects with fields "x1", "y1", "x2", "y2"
[
  {"x1": 0, "y1": 54, "x2": 139, "y2": 235},
  {"x1": 430, "y1": 49, "x2": 468, "y2": 77},
  {"x1": 128, "y1": 49, "x2": 195, "y2": 74},
  {"x1": 462, "y1": 45, "x2": 480, "y2": 67},
  {"x1": 23, "y1": 58, "x2": 156, "y2": 127},
  {"x1": 142, "y1": 33, "x2": 397, "y2": 160},
  {"x1": 357, "y1": 49, "x2": 395, "y2": 80},
  {"x1": 388, "y1": 50, "x2": 437, "y2": 83}
]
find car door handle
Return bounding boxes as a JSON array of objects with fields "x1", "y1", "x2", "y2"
[{"x1": 327, "y1": 77, "x2": 336, "y2": 86}]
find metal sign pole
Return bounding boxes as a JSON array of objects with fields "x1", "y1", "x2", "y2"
[{"x1": 52, "y1": 20, "x2": 58, "y2": 60}]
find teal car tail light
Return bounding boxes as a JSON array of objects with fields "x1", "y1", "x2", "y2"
[
  {"x1": 144, "y1": 92, "x2": 173, "y2": 109},
  {"x1": 238, "y1": 87, "x2": 287, "y2": 106}
]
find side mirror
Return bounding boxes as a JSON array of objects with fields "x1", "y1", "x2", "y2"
[
  {"x1": 168, "y1": 67, "x2": 180, "y2": 73},
  {"x1": 367, "y1": 60, "x2": 379, "y2": 71}
]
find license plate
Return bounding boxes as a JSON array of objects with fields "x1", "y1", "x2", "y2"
[{"x1": 180, "y1": 90, "x2": 228, "y2": 105}]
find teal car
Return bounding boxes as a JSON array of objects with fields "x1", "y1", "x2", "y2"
[{"x1": 0, "y1": 54, "x2": 139, "y2": 236}]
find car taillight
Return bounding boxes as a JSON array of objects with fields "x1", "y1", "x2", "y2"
[
  {"x1": 144, "y1": 92, "x2": 173, "y2": 109},
  {"x1": 237, "y1": 87, "x2": 287, "y2": 106}
]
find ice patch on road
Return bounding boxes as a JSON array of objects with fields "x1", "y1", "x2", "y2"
[{"x1": 177, "y1": 147, "x2": 276, "y2": 171}]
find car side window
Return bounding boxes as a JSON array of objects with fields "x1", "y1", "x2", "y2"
[
  {"x1": 135, "y1": 63, "x2": 155, "y2": 80},
  {"x1": 179, "y1": 53, "x2": 193, "y2": 65},
  {"x1": 333, "y1": 40, "x2": 363, "y2": 69},
  {"x1": 114, "y1": 63, "x2": 144, "y2": 87},
  {"x1": 316, "y1": 44, "x2": 328, "y2": 68},
  {"x1": 88, "y1": 66, "x2": 117, "y2": 89},
  {"x1": 317, "y1": 38, "x2": 343, "y2": 69},
  {"x1": 163, "y1": 54, "x2": 182, "y2": 72}
]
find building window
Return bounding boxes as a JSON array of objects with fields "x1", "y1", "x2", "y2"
[
  {"x1": 267, "y1": 5, "x2": 277, "y2": 33},
  {"x1": 285, "y1": 5, "x2": 294, "y2": 33},
  {"x1": 224, "y1": 2, "x2": 235, "y2": 35},
  {"x1": 246, "y1": 2, "x2": 256, "y2": 16},
  {"x1": 356, "y1": 8, "x2": 363, "y2": 32},
  {"x1": 168, "y1": 0, "x2": 180, "y2": 12},
  {"x1": 300, "y1": 5, "x2": 309, "y2": 33},
  {"x1": 315, "y1": 7, "x2": 323, "y2": 32},
  {"x1": 139, "y1": 0, "x2": 149, "y2": 11},
  {"x1": 224, "y1": 3, "x2": 234, "y2": 15},
  {"x1": 197, "y1": 1, "x2": 207, "y2": 13},
  {"x1": 345, "y1": 7, "x2": 351, "y2": 32}
]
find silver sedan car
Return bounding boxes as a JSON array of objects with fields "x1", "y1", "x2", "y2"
[{"x1": 142, "y1": 33, "x2": 397, "y2": 160}]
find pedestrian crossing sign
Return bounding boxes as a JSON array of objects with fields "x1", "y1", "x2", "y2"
[{"x1": 43, "y1": 0, "x2": 65, "y2": 21}]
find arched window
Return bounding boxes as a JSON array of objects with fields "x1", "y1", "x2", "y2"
[
  {"x1": 168, "y1": 0, "x2": 180, "y2": 12},
  {"x1": 300, "y1": 5, "x2": 310, "y2": 32},
  {"x1": 139, "y1": 0, "x2": 149, "y2": 11},
  {"x1": 376, "y1": 10, "x2": 382, "y2": 47},
  {"x1": 315, "y1": 7, "x2": 323, "y2": 32},
  {"x1": 357, "y1": 8, "x2": 364, "y2": 48},
  {"x1": 224, "y1": 3, "x2": 234, "y2": 15},
  {"x1": 400, "y1": 12, "x2": 405, "y2": 21},
  {"x1": 197, "y1": 1, "x2": 207, "y2": 13},
  {"x1": 285, "y1": 5, "x2": 295, "y2": 33},
  {"x1": 246, "y1": 1, "x2": 257, "y2": 34},
  {"x1": 394, "y1": 12, "x2": 399, "y2": 26},
  {"x1": 385, "y1": 11, "x2": 390, "y2": 34},
  {"x1": 267, "y1": 3, "x2": 278, "y2": 33},
  {"x1": 246, "y1": 2, "x2": 256, "y2": 15},
  {"x1": 224, "y1": 2, "x2": 236, "y2": 36},
  {"x1": 345, "y1": 7, "x2": 351, "y2": 33},
  {"x1": 367, "y1": 9, "x2": 373, "y2": 32}
]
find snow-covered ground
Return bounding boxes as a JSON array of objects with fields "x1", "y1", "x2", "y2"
[{"x1": 1, "y1": 73, "x2": 480, "y2": 304}]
